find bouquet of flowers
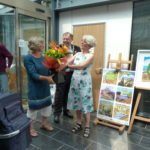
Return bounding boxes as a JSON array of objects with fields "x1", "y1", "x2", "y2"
[{"x1": 43, "y1": 42, "x2": 70, "y2": 83}]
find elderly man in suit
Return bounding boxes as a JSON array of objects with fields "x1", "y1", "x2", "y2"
[{"x1": 54, "y1": 32, "x2": 81, "y2": 123}]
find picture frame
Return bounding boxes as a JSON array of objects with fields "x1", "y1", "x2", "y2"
[
  {"x1": 97, "y1": 68, "x2": 135, "y2": 125},
  {"x1": 135, "y1": 50, "x2": 150, "y2": 88}
]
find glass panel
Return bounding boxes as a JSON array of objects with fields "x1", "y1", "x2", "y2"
[
  {"x1": 130, "y1": 0, "x2": 150, "y2": 116},
  {"x1": 29, "y1": 0, "x2": 51, "y2": 7},
  {"x1": 19, "y1": 14, "x2": 46, "y2": 102},
  {"x1": 0, "y1": 5, "x2": 17, "y2": 93}
]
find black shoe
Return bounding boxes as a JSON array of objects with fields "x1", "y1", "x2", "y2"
[
  {"x1": 63, "y1": 111, "x2": 73, "y2": 119},
  {"x1": 54, "y1": 115, "x2": 60, "y2": 123}
]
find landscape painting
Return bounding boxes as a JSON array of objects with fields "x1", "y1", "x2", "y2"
[
  {"x1": 116, "y1": 87, "x2": 133, "y2": 104},
  {"x1": 100, "y1": 85, "x2": 116, "y2": 101},
  {"x1": 98, "y1": 100, "x2": 113, "y2": 117},
  {"x1": 118, "y1": 71, "x2": 135, "y2": 87},
  {"x1": 135, "y1": 50, "x2": 150, "y2": 88},
  {"x1": 142, "y1": 56, "x2": 150, "y2": 82},
  {"x1": 113, "y1": 104, "x2": 130, "y2": 125},
  {"x1": 102, "y1": 69, "x2": 118, "y2": 85}
]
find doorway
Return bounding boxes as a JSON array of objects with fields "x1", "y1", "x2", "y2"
[
  {"x1": 0, "y1": 5, "x2": 17, "y2": 93},
  {"x1": 73, "y1": 23, "x2": 105, "y2": 110},
  {"x1": 0, "y1": 1, "x2": 50, "y2": 101},
  {"x1": 19, "y1": 14, "x2": 46, "y2": 101}
]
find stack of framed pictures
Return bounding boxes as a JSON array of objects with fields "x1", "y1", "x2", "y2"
[{"x1": 97, "y1": 68, "x2": 135, "y2": 125}]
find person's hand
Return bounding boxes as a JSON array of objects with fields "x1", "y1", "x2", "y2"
[
  {"x1": 5, "y1": 67, "x2": 10, "y2": 73},
  {"x1": 57, "y1": 64, "x2": 67, "y2": 72},
  {"x1": 68, "y1": 64, "x2": 73, "y2": 68},
  {"x1": 47, "y1": 74, "x2": 55, "y2": 84}
]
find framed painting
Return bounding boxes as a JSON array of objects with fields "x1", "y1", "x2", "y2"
[
  {"x1": 97, "y1": 68, "x2": 135, "y2": 125},
  {"x1": 135, "y1": 50, "x2": 150, "y2": 88}
]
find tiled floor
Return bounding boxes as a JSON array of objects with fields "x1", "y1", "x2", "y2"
[{"x1": 27, "y1": 112, "x2": 150, "y2": 150}]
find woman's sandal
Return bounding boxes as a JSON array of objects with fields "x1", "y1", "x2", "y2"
[
  {"x1": 40, "y1": 124, "x2": 54, "y2": 131},
  {"x1": 83, "y1": 127, "x2": 90, "y2": 138},
  {"x1": 72, "y1": 123, "x2": 82, "y2": 133},
  {"x1": 30, "y1": 129, "x2": 38, "y2": 137}
]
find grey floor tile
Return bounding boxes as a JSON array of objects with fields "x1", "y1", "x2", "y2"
[
  {"x1": 26, "y1": 144, "x2": 41, "y2": 150},
  {"x1": 34, "y1": 121, "x2": 61, "y2": 137},
  {"x1": 58, "y1": 145, "x2": 77, "y2": 150},
  {"x1": 31, "y1": 134, "x2": 63, "y2": 150},
  {"x1": 26, "y1": 112, "x2": 150, "y2": 150},
  {"x1": 50, "y1": 120, "x2": 75, "y2": 135},
  {"x1": 140, "y1": 137, "x2": 150, "y2": 149},
  {"x1": 102, "y1": 127, "x2": 142, "y2": 144},
  {"x1": 146, "y1": 123, "x2": 150, "y2": 129},
  {"x1": 132, "y1": 126, "x2": 150, "y2": 138},
  {"x1": 88, "y1": 127, "x2": 117, "y2": 147},
  {"x1": 134, "y1": 121, "x2": 146, "y2": 128},
  {"x1": 52, "y1": 130, "x2": 91, "y2": 150},
  {"x1": 113, "y1": 141, "x2": 150, "y2": 150},
  {"x1": 26, "y1": 144, "x2": 37, "y2": 150},
  {"x1": 86, "y1": 142, "x2": 112, "y2": 150}
]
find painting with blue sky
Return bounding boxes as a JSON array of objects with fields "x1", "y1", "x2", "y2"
[{"x1": 142, "y1": 57, "x2": 150, "y2": 82}]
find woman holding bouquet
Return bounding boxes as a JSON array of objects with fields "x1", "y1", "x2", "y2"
[
  {"x1": 66, "y1": 35, "x2": 96, "y2": 138},
  {"x1": 24, "y1": 37, "x2": 54, "y2": 137}
]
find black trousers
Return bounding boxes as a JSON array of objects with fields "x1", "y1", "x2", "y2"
[{"x1": 54, "y1": 72, "x2": 73, "y2": 116}]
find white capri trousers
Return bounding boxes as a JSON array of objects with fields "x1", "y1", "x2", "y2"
[{"x1": 27, "y1": 105, "x2": 51, "y2": 121}]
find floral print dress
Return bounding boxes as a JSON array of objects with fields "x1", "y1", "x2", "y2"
[{"x1": 67, "y1": 53, "x2": 93, "y2": 114}]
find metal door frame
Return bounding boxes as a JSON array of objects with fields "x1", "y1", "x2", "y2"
[{"x1": 0, "y1": 0, "x2": 51, "y2": 92}]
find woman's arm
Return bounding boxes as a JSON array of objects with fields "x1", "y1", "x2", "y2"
[
  {"x1": 39, "y1": 74, "x2": 55, "y2": 84},
  {"x1": 57, "y1": 53, "x2": 77, "y2": 71},
  {"x1": 24, "y1": 55, "x2": 54, "y2": 83},
  {"x1": 68, "y1": 54, "x2": 94, "y2": 70},
  {"x1": 67, "y1": 54, "x2": 76, "y2": 65}
]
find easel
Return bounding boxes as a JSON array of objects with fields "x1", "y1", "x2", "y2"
[
  {"x1": 128, "y1": 87, "x2": 150, "y2": 134},
  {"x1": 94, "y1": 53, "x2": 134, "y2": 134},
  {"x1": 106, "y1": 53, "x2": 134, "y2": 70}
]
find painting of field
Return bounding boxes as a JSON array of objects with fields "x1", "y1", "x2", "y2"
[
  {"x1": 102, "y1": 69, "x2": 118, "y2": 85},
  {"x1": 98, "y1": 100, "x2": 113, "y2": 117}
]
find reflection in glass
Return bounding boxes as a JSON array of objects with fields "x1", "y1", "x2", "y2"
[
  {"x1": 0, "y1": 5, "x2": 17, "y2": 93},
  {"x1": 29, "y1": 0, "x2": 51, "y2": 7},
  {"x1": 19, "y1": 14, "x2": 46, "y2": 100}
]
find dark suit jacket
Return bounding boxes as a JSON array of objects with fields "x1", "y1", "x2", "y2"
[{"x1": 71, "y1": 44, "x2": 81, "y2": 55}]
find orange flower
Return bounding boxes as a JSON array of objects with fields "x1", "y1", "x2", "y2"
[
  {"x1": 50, "y1": 41, "x2": 57, "y2": 50},
  {"x1": 43, "y1": 41, "x2": 70, "y2": 69},
  {"x1": 62, "y1": 45, "x2": 68, "y2": 52},
  {"x1": 58, "y1": 47, "x2": 64, "y2": 53}
]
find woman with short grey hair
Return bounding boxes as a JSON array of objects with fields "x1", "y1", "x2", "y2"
[
  {"x1": 66, "y1": 35, "x2": 96, "y2": 138},
  {"x1": 24, "y1": 36, "x2": 54, "y2": 137}
]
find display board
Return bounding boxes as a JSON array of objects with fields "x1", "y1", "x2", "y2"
[
  {"x1": 135, "y1": 50, "x2": 150, "y2": 88},
  {"x1": 97, "y1": 68, "x2": 135, "y2": 125}
]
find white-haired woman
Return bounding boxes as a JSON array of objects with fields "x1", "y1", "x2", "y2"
[
  {"x1": 67, "y1": 35, "x2": 96, "y2": 138},
  {"x1": 24, "y1": 37, "x2": 54, "y2": 137}
]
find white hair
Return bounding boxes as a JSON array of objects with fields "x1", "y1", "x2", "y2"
[{"x1": 82, "y1": 35, "x2": 96, "y2": 47}]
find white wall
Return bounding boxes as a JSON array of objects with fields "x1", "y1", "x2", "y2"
[{"x1": 59, "y1": 2, "x2": 133, "y2": 68}]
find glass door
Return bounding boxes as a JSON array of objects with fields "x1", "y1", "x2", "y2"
[
  {"x1": 18, "y1": 14, "x2": 46, "y2": 101},
  {"x1": 0, "y1": 5, "x2": 17, "y2": 93}
]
